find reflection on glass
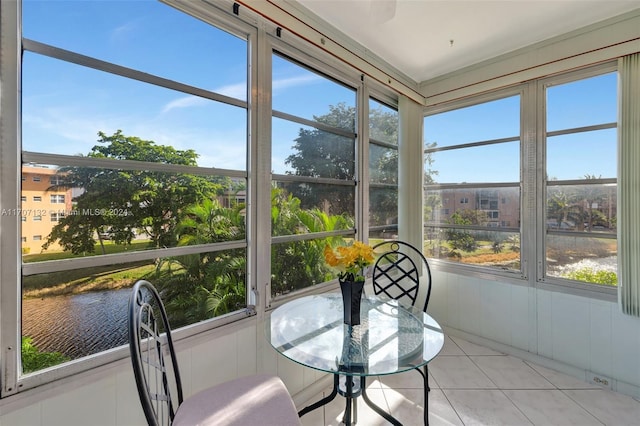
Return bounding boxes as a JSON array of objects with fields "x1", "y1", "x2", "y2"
[
  {"x1": 546, "y1": 235, "x2": 617, "y2": 286},
  {"x1": 22, "y1": 54, "x2": 247, "y2": 168},
  {"x1": 424, "y1": 227, "x2": 520, "y2": 271},
  {"x1": 23, "y1": 0, "x2": 248, "y2": 99}
]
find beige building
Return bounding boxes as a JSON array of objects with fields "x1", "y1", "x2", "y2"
[{"x1": 20, "y1": 166, "x2": 72, "y2": 254}]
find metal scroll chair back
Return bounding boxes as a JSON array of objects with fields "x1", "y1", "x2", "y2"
[
  {"x1": 128, "y1": 280, "x2": 182, "y2": 426},
  {"x1": 372, "y1": 240, "x2": 432, "y2": 313}
]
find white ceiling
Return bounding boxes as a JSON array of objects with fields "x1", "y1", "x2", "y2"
[{"x1": 295, "y1": 0, "x2": 640, "y2": 83}]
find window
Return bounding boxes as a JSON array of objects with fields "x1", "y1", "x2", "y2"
[
  {"x1": 15, "y1": 0, "x2": 251, "y2": 380},
  {"x1": 543, "y1": 69, "x2": 618, "y2": 288},
  {"x1": 50, "y1": 194, "x2": 64, "y2": 204},
  {"x1": 270, "y1": 52, "x2": 357, "y2": 297},
  {"x1": 21, "y1": 196, "x2": 26, "y2": 202},
  {"x1": 368, "y1": 97, "x2": 399, "y2": 241},
  {"x1": 50, "y1": 212, "x2": 65, "y2": 222},
  {"x1": 424, "y1": 94, "x2": 522, "y2": 272},
  {"x1": 21, "y1": 237, "x2": 27, "y2": 243},
  {"x1": 33, "y1": 196, "x2": 41, "y2": 202}
]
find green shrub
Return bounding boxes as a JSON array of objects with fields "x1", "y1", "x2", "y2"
[
  {"x1": 21, "y1": 336, "x2": 69, "y2": 373},
  {"x1": 563, "y1": 268, "x2": 617, "y2": 286}
]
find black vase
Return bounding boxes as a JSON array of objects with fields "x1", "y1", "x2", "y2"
[{"x1": 339, "y1": 279, "x2": 365, "y2": 326}]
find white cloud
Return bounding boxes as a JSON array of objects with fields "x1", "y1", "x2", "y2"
[
  {"x1": 161, "y1": 96, "x2": 208, "y2": 113},
  {"x1": 272, "y1": 74, "x2": 322, "y2": 93}
]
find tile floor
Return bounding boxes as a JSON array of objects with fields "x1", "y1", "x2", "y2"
[{"x1": 298, "y1": 335, "x2": 640, "y2": 425}]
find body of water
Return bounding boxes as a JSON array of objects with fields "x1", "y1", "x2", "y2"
[{"x1": 22, "y1": 288, "x2": 131, "y2": 359}]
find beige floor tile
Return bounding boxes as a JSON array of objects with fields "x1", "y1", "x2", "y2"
[
  {"x1": 563, "y1": 388, "x2": 640, "y2": 425},
  {"x1": 377, "y1": 368, "x2": 438, "y2": 389},
  {"x1": 384, "y1": 388, "x2": 464, "y2": 426},
  {"x1": 444, "y1": 389, "x2": 534, "y2": 425},
  {"x1": 429, "y1": 356, "x2": 497, "y2": 389},
  {"x1": 504, "y1": 389, "x2": 602, "y2": 425},
  {"x1": 470, "y1": 355, "x2": 555, "y2": 389},
  {"x1": 438, "y1": 335, "x2": 466, "y2": 356},
  {"x1": 450, "y1": 336, "x2": 504, "y2": 356},
  {"x1": 524, "y1": 361, "x2": 600, "y2": 390}
]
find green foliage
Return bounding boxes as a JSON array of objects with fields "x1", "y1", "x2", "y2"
[
  {"x1": 445, "y1": 212, "x2": 479, "y2": 253},
  {"x1": 563, "y1": 268, "x2": 617, "y2": 286},
  {"x1": 43, "y1": 130, "x2": 223, "y2": 254},
  {"x1": 21, "y1": 337, "x2": 69, "y2": 373}
]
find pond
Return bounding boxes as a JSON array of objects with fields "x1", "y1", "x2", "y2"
[{"x1": 22, "y1": 288, "x2": 131, "y2": 359}]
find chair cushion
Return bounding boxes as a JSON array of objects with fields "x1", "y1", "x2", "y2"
[{"x1": 173, "y1": 374, "x2": 301, "y2": 426}]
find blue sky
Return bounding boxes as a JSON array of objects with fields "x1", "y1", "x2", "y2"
[{"x1": 22, "y1": 0, "x2": 617, "y2": 181}]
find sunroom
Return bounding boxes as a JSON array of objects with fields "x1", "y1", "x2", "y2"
[{"x1": 1, "y1": 0, "x2": 640, "y2": 424}]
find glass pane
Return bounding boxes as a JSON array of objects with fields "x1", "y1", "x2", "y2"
[
  {"x1": 425, "y1": 187, "x2": 520, "y2": 228},
  {"x1": 21, "y1": 164, "x2": 244, "y2": 259},
  {"x1": 546, "y1": 184, "x2": 617, "y2": 233},
  {"x1": 22, "y1": 248, "x2": 247, "y2": 371},
  {"x1": 430, "y1": 141, "x2": 520, "y2": 183},
  {"x1": 271, "y1": 183, "x2": 354, "y2": 237},
  {"x1": 22, "y1": 53, "x2": 247, "y2": 169},
  {"x1": 546, "y1": 235, "x2": 617, "y2": 286},
  {"x1": 547, "y1": 72, "x2": 617, "y2": 131},
  {"x1": 271, "y1": 238, "x2": 334, "y2": 297},
  {"x1": 272, "y1": 54, "x2": 356, "y2": 130},
  {"x1": 369, "y1": 144, "x2": 397, "y2": 184},
  {"x1": 23, "y1": 0, "x2": 247, "y2": 100},
  {"x1": 272, "y1": 117, "x2": 355, "y2": 179},
  {"x1": 546, "y1": 129, "x2": 616, "y2": 180},
  {"x1": 424, "y1": 227, "x2": 520, "y2": 271},
  {"x1": 369, "y1": 98, "x2": 398, "y2": 145},
  {"x1": 424, "y1": 95, "x2": 519, "y2": 149},
  {"x1": 370, "y1": 186, "x2": 398, "y2": 228}
]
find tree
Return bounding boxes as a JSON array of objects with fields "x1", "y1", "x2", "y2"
[
  {"x1": 43, "y1": 131, "x2": 224, "y2": 254},
  {"x1": 445, "y1": 211, "x2": 480, "y2": 254}
]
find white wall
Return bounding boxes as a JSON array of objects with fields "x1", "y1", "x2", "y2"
[{"x1": 428, "y1": 269, "x2": 640, "y2": 399}]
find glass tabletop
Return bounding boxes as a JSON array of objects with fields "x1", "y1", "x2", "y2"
[{"x1": 266, "y1": 293, "x2": 444, "y2": 376}]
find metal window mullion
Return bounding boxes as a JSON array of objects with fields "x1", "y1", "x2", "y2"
[
  {"x1": 271, "y1": 229, "x2": 355, "y2": 245},
  {"x1": 546, "y1": 122, "x2": 616, "y2": 138},
  {"x1": 23, "y1": 39, "x2": 248, "y2": 110},
  {"x1": 272, "y1": 109, "x2": 356, "y2": 139},
  {"x1": 272, "y1": 173, "x2": 355, "y2": 186},
  {"x1": 546, "y1": 178, "x2": 617, "y2": 186},
  {"x1": 22, "y1": 240, "x2": 247, "y2": 276},
  {"x1": 425, "y1": 135, "x2": 520, "y2": 154},
  {"x1": 22, "y1": 152, "x2": 247, "y2": 179},
  {"x1": 425, "y1": 181, "x2": 520, "y2": 190}
]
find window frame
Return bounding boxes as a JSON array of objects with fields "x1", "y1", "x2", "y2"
[
  {"x1": 423, "y1": 86, "x2": 526, "y2": 281},
  {"x1": 535, "y1": 62, "x2": 618, "y2": 299},
  {"x1": 1, "y1": 0, "x2": 260, "y2": 396}
]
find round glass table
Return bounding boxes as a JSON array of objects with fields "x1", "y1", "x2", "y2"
[{"x1": 266, "y1": 293, "x2": 444, "y2": 425}]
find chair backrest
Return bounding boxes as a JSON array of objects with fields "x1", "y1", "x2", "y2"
[
  {"x1": 128, "y1": 280, "x2": 183, "y2": 426},
  {"x1": 371, "y1": 240, "x2": 432, "y2": 313}
]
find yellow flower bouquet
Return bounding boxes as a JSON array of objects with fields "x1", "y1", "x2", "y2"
[{"x1": 324, "y1": 241, "x2": 375, "y2": 283}]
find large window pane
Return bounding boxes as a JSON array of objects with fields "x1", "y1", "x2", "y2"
[
  {"x1": 423, "y1": 96, "x2": 519, "y2": 148},
  {"x1": 544, "y1": 71, "x2": 618, "y2": 287},
  {"x1": 23, "y1": 1, "x2": 247, "y2": 100},
  {"x1": 431, "y1": 142, "x2": 520, "y2": 184},
  {"x1": 22, "y1": 54, "x2": 247, "y2": 169},
  {"x1": 20, "y1": 0, "x2": 250, "y2": 374}
]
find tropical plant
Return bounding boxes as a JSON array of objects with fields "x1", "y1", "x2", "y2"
[{"x1": 21, "y1": 336, "x2": 69, "y2": 373}]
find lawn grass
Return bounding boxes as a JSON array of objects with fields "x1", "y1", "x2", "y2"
[{"x1": 22, "y1": 240, "x2": 157, "y2": 298}]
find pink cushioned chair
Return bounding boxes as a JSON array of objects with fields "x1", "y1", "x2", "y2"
[{"x1": 128, "y1": 280, "x2": 301, "y2": 426}]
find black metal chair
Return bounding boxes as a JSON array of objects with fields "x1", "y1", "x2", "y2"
[
  {"x1": 128, "y1": 280, "x2": 301, "y2": 426},
  {"x1": 371, "y1": 240, "x2": 433, "y2": 425}
]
